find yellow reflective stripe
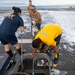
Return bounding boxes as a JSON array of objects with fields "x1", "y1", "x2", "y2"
[{"x1": 39, "y1": 32, "x2": 48, "y2": 36}]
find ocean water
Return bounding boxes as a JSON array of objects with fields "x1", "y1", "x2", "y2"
[
  {"x1": 0, "y1": 0, "x2": 75, "y2": 10},
  {"x1": 0, "y1": 5, "x2": 75, "y2": 10}
]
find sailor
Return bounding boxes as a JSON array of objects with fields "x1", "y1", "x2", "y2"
[
  {"x1": 30, "y1": 5, "x2": 42, "y2": 31},
  {"x1": 0, "y1": 6, "x2": 24, "y2": 58},
  {"x1": 27, "y1": 0, "x2": 33, "y2": 16},
  {"x1": 32, "y1": 24, "x2": 62, "y2": 67}
]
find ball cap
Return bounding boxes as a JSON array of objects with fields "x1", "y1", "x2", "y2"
[{"x1": 30, "y1": 5, "x2": 36, "y2": 9}]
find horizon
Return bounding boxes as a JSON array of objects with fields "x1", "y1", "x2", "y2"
[
  {"x1": 0, "y1": 5, "x2": 75, "y2": 10},
  {"x1": 0, "y1": 0, "x2": 75, "y2": 8},
  {"x1": 0, "y1": 0, "x2": 75, "y2": 10}
]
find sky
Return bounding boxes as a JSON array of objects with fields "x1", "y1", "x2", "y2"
[
  {"x1": 33, "y1": 0, "x2": 75, "y2": 5},
  {"x1": 0, "y1": 0, "x2": 75, "y2": 7}
]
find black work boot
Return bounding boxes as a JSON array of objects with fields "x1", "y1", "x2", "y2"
[
  {"x1": 16, "y1": 47, "x2": 21, "y2": 55},
  {"x1": 6, "y1": 50, "x2": 13, "y2": 58}
]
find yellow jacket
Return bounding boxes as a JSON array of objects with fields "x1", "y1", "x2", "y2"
[{"x1": 35, "y1": 24, "x2": 62, "y2": 46}]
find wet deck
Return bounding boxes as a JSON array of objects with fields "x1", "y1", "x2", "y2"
[
  {"x1": 0, "y1": 9, "x2": 75, "y2": 75},
  {"x1": 0, "y1": 32, "x2": 75, "y2": 75}
]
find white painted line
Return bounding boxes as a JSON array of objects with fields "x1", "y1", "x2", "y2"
[
  {"x1": 0, "y1": 39, "x2": 33, "y2": 44},
  {"x1": 18, "y1": 39, "x2": 32, "y2": 43}
]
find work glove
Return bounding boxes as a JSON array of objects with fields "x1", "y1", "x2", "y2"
[
  {"x1": 21, "y1": 31, "x2": 26, "y2": 36},
  {"x1": 21, "y1": 32, "x2": 25, "y2": 35},
  {"x1": 36, "y1": 49, "x2": 41, "y2": 53},
  {"x1": 32, "y1": 54, "x2": 35, "y2": 59},
  {"x1": 32, "y1": 21, "x2": 36, "y2": 25}
]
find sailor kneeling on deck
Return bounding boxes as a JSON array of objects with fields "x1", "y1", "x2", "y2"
[{"x1": 32, "y1": 24, "x2": 62, "y2": 67}]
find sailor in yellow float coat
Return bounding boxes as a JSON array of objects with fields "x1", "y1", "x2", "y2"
[{"x1": 32, "y1": 24, "x2": 62, "y2": 67}]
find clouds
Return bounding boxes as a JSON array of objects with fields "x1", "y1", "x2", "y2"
[
  {"x1": 0, "y1": 0, "x2": 28, "y2": 7},
  {"x1": 0, "y1": 0, "x2": 75, "y2": 6},
  {"x1": 32, "y1": 0, "x2": 75, "y2": 5},
  {"x1": 0, "y1": 0, "x2": 28, "y2": 3}
]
